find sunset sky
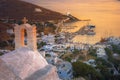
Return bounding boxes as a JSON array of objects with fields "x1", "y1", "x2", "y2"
[{"x1": 23, "y1": 0, "x2": 120, "y2": 16}]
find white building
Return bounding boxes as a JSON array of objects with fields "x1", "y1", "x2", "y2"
[
  {"x1": 107, "y1": 37, "x2": 120, "y2": 45},
  {"x1": 42, "y1": 34, "x2": 55, "y2": 44},
  {"x1": 52, "y1": 44, "x2": 67, "y2": 52},
  {"x1": 56, "y1": 61, "x2": 73, "y2": 80},
  {"x1": 42, "y1": 44, "x2": 54, "y2": 51},
  {"x1": 6, "y1": 29, "x2": 14, "y2": 35},
  {"x1": 84, "y1": 59, "x2": 96, "y2": 67},
  {"x1": 96, "y1": 48, "x2": 107, "y2": 58},
  {"x1": 93, "y1": 44, "x2": 107, "y2": 49},
  {"x1": 45, "y1": 51, "x2": 58, "y2": 65},
  {"x1": 65, "y1": 43, "x2": 90, "y2": 51}
]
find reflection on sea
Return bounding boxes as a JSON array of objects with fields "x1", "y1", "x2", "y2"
[{"x1": 63, "y1": 21, "x2": 115, "y2": 44}]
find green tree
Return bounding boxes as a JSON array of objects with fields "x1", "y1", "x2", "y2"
[
  {"x1": 0, "y1": 52, "x2": 4, "y2": 56},
  {"x1": 72, "y1": 48, "x2": 80, "y2": 54},
  {"x1": 88, "y1": 47, "x2": 97, "y2": 57},
  {"x1": 96, "y1": 64, "x2": 112, "y2": 80},
  {"x1": 111, "y1": 44, "x2": 120, "y2": 54},
  {"x1": 37, "y1": 42, "x2": 46, "y2": 49},
  {"x1": 72, "y1": 61, "x2": 103, "y2": 80}
]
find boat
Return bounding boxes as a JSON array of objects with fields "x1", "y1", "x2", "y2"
[{"x1": 77, "y1": 24, "x2": 96, "y2": 35}]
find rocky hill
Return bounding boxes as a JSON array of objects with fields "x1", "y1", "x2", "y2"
[{"x1": 0, "y1": 0, "x2": 66, "y2": 22}]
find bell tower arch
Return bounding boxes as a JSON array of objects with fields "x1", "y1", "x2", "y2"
[{"x1": 14, "y1": 17, "x2": 37, "y2": 51}]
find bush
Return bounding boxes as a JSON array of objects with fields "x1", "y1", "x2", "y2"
[
  {"x1": 72, "y1": 61, "x2": 103, "y2": 80},
  {"x1": 45, "y1": 54, "x2": 51, "y2": 57},
  {"x1": 37, "y1": 42, "x2": 46, "y2": 49},
  {"x1": 96, "y1": 58, "x2": 112, "y2": 67},
  {"x1": 64, "y1": 57, "x2": 72, "y2": 62},
  {"x1": 0, "y1": 52, "x2": 4, "y2": 56},
  {"x1": 88, "y1": 48, "x2": 97, "y2": 57},
  {"x1": 111, "y1": 44, "x2": 120, "y2": 54},
  {"x1": 79, "y1": 56, "x2": 85, "y2": 60},
  {"x1": 96, "y1": 64, "x2": 113, "y2": 80},
  {"x1": 0, "y1": 41, "x2": 8, "y2": 48},
  {"x1": 72, "y1": 49, "x2": 80, "y2": 54}
]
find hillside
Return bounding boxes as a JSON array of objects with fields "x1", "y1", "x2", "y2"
[
  {"x1": 0, "y1": 22, "x2": 13, "y2": 42},
  {"x1": 0, "y1": 0, "x2": 66, "y2": 22}
]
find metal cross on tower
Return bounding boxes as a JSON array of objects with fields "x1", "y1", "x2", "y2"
[{"x1": 22, "y1": 17, "x2": 28, "y2": 24}]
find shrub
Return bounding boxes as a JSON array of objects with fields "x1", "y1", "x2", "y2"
[
  {"x1": 72, "y1": 61, "x2": 103, "y2": 80},
  {"x1": 0, "y1": 52, "x2": 4, "y2": 56}
]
